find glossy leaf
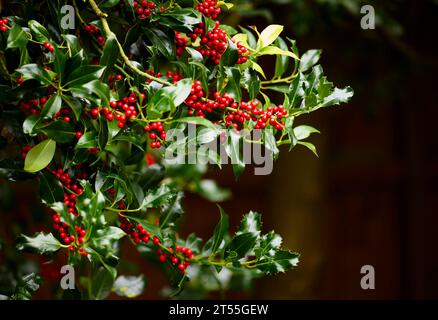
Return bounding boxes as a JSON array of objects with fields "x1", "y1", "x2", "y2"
[{"x1": 24, "y1": 139, "x2": 56, "y2": 173}]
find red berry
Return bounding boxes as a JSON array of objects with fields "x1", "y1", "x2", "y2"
[{"x1": 178, "y1": 263, "x2": 186, "y2": 271}]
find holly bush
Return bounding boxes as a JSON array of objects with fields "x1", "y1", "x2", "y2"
[{"x1": 0, "y1": 0, "x2": 352, "y2": 299}]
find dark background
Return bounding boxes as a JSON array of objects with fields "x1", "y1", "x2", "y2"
[{"x1": 1, "y1": 0, "x2": 438, "y2": 299}]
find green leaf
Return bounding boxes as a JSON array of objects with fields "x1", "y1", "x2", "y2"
[
  {"x1": 62, "y1": 95, "x2": 82, "y2": 120},
  {"x1": 299, "y1": 49, "x2": 321, "y2": 72},
  {"x1": 250, "y1": 61, "x2": 266, "y2": 79},
  {"x1": 39, "y1": 171, "x2": 64, "y2": 204},
  {"x1": 39, "y1": 120, "x2": 75, "y2": 143},
  {"x1": 172, "y1": 117, "x2": 219, "y2": 133},
  {"x1": 28, "y1": 20, "x2": 50, "y2": 42},
  {"x1": 186, "y1": 47, "x2": 203, "y2": 61},
  {"x1": 173, "y1": 78, "x2": 193, "y2": 106},
  {"x1": 258, "y1": 25, "x2": 283, "y2": 49},
  {"x1": 240, "y1": 26, "x2": 257, "y2": 49},
  {"x1": 225, "y1": 130, "x2": 245, "y2": 178},
  {"x1": 237, "y1": 211, "x2": 261, "y2": 236},
  {"x1": 320, "y1": 86, "x2": 354, "y2": 107},
  {"x1": 143, "y1": 27, "x2": 174, "y2": 59},
  {"x1": 24, "y1": 139, "x2": 56, "y2": 173},
  {"x1": 293, "y1": 125, "x2": 320, "y2": 140},
  {"x1": 41, "y1": 94, "x2": 62, "y2": 119},
  {"x1": 7, "y1": 24, "x2": 28, "y2": 49},
  {"x1": 23, "y1": 115, "x2": 41, "y2": 135},
  {"x1": 225, "y1": 232, "x2": 258, "y2": 260},
  {"x1": 142, "y1": 184, "x2": 172, "y2": 208},
  {"x1": 65, "y1": 65, "x2": 106, "y2": 88},
  {"x1": 88, "y1": 249, "x2": 118, "y2": 280},
  {"x1": 196, "y1": 180, "x2": 231, "y2": 202},
  {"x1": 297, "y1": 141, "x2": 318, "y2": 156},
  {"x1": 257, "y1": 46, "x2": 299, "y2": 60},
  {"x1": 160, "y1": 191, "x2": 184, "y2": 229},
  {"x1": 159, "y1": 8, "x2": 202, "y2": 33},
  {"x1": 255, "y1": 231, "x2": 283, "y2": 259},
  {"x1": 274, "y1": 37, "x2": 290, "y2": 78},
  {"x1": 264, "y1": 129, "x2": 279, "y2": 158},
  {"x1": 89, "y1": 267, "x2": 114, "y2": 300},
  {"x1": 209, "y1": 206, "x2": 229, "y2": 255},
  {"x1": 93, "y1": 227, "x2": 126, "y2": 246},
  {"x1": 11, "y1": 273, "x2": 42, "y2": 300},
  {"x1": 53, "y1": 47, "x2": 66, "y2": 75},
  {"x1": 17, "y1": 232, "x2": 62, "y2": 254},
  {"x1": 101, "y1": 0, "x2": 120, "y2": 7},
  {"x1": 223, "y1": 67, "x2": 241, "y2": 100},
  {"x1": 16, "y1": 64, "x2": 53, "y2": 85},
  {"x1": 77, "y1": 182, "x2": 106, "y2": 223},
  {"x1": 76, "y1": 131, "x2": 98, "y2": 149},
  {"x1": 100, "y1": 33, "x2": 119, "y2": 67},
  {"x1": 62, "y1": 34, "x2": 81, "y2": 56},
  {"x1": 220, "y1": 39, "x2": 238, "y2": 66},
  {"x1": 256, "y1": 251, "x2": 299, "y2": 274},
  {"x1": 242, "y1": 68, "x2": 260, "y2": 100},
  {"x1": 113, "y1": 275, "x2": 146, "y2": 298}
]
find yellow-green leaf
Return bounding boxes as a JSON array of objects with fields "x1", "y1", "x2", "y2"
[
  {"x1": 24, "y1": 139, "x2": 56, "y2": 173},
  {"x1": 258, "y1": 25, "x2": 283, "y2": 49}
]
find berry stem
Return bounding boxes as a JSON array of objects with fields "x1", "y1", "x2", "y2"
[{"x1": 88, "y1": 0, "x2": 173, "y2": 87}]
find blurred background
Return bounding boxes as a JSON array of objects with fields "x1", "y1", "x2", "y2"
[{"x1": 1, "y1": 0, "x2": 438, "y2": 299}]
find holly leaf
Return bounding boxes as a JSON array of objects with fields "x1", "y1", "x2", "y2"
[
  {"x1": 256, "y1": 250, "x2": 299, "y2": 274},
  {"x1": 237, "y1": 211, "x2": 261, "y2": 236},
  {"x1": 113, "y1": 275, "x2": 146, "y2": 298},
  {"x1": 299, "y1": 49, "x2": 321, "y2": 72},
  {"x1": 38, "y1": 120, "x2": 75, "y2": 143},
  {"x1": 41, "y1": 94, "x2": 62, "y2": 119},
  {"x1": 17, "y1": 232, "x2": 62, "y2": 254},
  {"x1": 225, "y1": 232, "x2": 258, "y2": 261},
  {"x1": 100, "y1": 33, "x2": 119, "y2": 67},
  {"x1": 208, "y1": 206, "x2": 229, "y2": 255},
  {"x1": 142, "y1": 184, "x2": 172, "y2": 208},
  {"x1": 39, "y1": 171, "x2": 64, "y2": 204},
  {"x1": 159, "y1": 191, "x2": 184, "y2": 229}
]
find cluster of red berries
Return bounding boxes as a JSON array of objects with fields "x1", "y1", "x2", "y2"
[
  {"x1": 51, "y1": 209, "x2": 88, "y2": 256},
  {"x1": 0, "y1": 18, "x2": 9, "y2": 32},
  {"x1": 133, "y1": 0, "x2": 156, "y2": 19},
  {"x1": 119, "y1": 217, "x2": 152, "y2": 244},
  {"x1": 166, "y1": 71, "x2": 183, "y2": 84},
  {"x1": 175, "y1": 32, "x2": 188, "y2": 57},
  {"x1": 184, "y1": 81, "x2": 236, "y2": 117},
  {"x1": 84, "y1": 24, "x2": 105, "y2": 45},
  {"x1": 89, "y1": 92, "x2": 142, "y2": 128},
  {"x1": 53, "y1": 107, "x2": 73, "y2": 123},
  {"x1": 195, "y1": 0, "x2": 221, "y2": 19},
  {"x1": 46, "y1": 167, "x2": 89, "y2": 256},
  {"x1": 21, "y1": 145, "x2": 32, "y2": 159},
  {"x1": 19, "y1": 97, "x2": 46, "y2": 115},
  {"x1": 189, "y1": 21, "x2": 227, "y2": 65},
  {"x1": 156, "y1": 245, "x2": 194, "y2": 272},
  {"x1": 234, "y1": 39, "x2": 249, "y2": 64},
  {"x1": 225, "y1": 101, "x2": 287, "y2": 130},
  {"x1": 144, "y1": 122, "x2": 166, "y2": 148},
  {"x1": 119, "y1": 214, "x2": 193, "y2": 273},
  {"x1": 42, "y1": 42, "x2": 54, "y2": 52}
]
